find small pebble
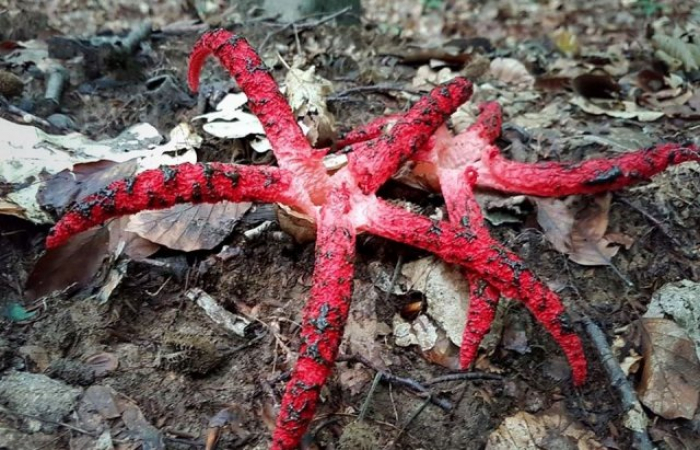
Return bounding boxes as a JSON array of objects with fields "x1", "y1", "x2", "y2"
[{"x1": 47, "y1": 113, "x2": 77, "y2": 130}]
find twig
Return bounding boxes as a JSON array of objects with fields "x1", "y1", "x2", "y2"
[
  {"x1": 259, "y1": 6, "x2": 352, "y2": 51},
  {"x1": 222, "y1": 329, "x2": 268, "y2": 357},
  {"x1": 424, "y1": 372, "x2": 504, "y2": 385},
  {"x1": 0, "y1": 94, "x2": 54, "y2": 128},
  {"x1": 0, "y1": 406, "x2": 103, "y2": 437},
  {"x1": 358, "y1": 372, "x2": 383, "y2": 420},
  {"x1": 582, "y1": 318, "x2": 653, "y2": 450},
  {"x1": 396, "y1": 397, "x2": 431, "y2": 442},
  {"x1": 384, "y1": 253, "x2": 404, "y2": 303},
  {"x1": 338, "y1": 354, "x2": 453, "y2": 411}
]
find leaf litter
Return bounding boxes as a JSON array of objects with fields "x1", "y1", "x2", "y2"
[{"x1": 2, "y1": 0, "x2": 700, "y2": 449}]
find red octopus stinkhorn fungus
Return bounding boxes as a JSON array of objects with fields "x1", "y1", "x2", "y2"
[{"x1": 45, "y1": 30, "x2": 699, "y2": 450}]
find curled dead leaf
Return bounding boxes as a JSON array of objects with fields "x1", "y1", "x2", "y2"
[
  {"x1": 570, "y1": 97, "x2": 664, "y2": 121},
  {"x1": 534, "y1": 194, "x2": 629, "y2": 266},
  {"x1": 490, "y1": 58, "x2": 534, "y2": 87},
  {"x1": 127, "y1": 201, "x2": 251, "y2": 252},
  {"x1": 638, "y1": 318, "x2": 700, "y2": 420},
  {"x1": 486, "y1": 403, "x2": 603, "y2": 450},
  {"x1": 285, "y1": 65, "x2": 336, "y2": 146}
]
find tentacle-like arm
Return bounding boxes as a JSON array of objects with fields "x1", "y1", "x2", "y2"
[
  {"x1": 440, "y1": 168, "x2": 502, "y2": 369},
  {"x1": 468, "y1": 102, "x2": 503, "y2": 143},
  {"x1": 483, "y1": 142, "x2": 700, "y2": 197},
  {"x1": 272, "y1": 185, "x2": 357, "y2": 450},
  {"x1": 347, "y1": 78, "x2": 473, "y2": 194},
  {"x1": 362, "y1": 198, "x2": 587, "y2": 385},
  {"x1": 188, "y1": 30, "x2": 330, "y2": 194},
  {"x1": 47, "y1": 163, "x2": 306, "y2": 248}
]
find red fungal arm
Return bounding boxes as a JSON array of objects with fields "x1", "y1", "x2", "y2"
[
  {"x1": 188, "y1": 31, "x2": 329, "y2": 192},
  {"x1": 440, "y1": 168, "x2": 502, "y2": 369},
  {"x1": 363, "y1": 199, "x2": 587, "y2": 385},
  {"x1": 347, "y1": 78, "x2": 473, "y2": 194},
  {"x1": 468, "y1": 102, "x2": 502, "y2": 143},
  {"x1": 47, "y1": 163, "x2": 304, "y2": 248},
  {"x1": 484, "y1": 142, "x2": 700, "y2": 197},
  {"x1": 461, "y1": 276, "x2": 499, "y2": 368},
  {"x1": 272, "y1": 185, "x2": 356, "y2": 450}
]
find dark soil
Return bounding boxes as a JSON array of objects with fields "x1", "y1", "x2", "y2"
[{"x1": 1, "y1": 1, "x2": 699, "y2": 449}]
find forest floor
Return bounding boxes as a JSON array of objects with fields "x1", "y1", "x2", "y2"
[{"x1": 1, "y1": 1, "x2": 700, "y2": 449}]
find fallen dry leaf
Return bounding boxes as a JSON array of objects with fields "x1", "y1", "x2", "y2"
[
  {"x1": 411, "y1": 65, "x2": 460, "y2": 89},
  {"x1": 637, "y1": 318, "x2": 700, "y2": 420},
  {"x1": 422, "y1": 332, "x2": 460, "y2": 370},
  {"x1": 568, "y1": 193, "x2": 619, "y2": 266},
  {"x1": 121, "y1": 403, "x2": 165, "y2": 449},
  {"x1": 338, "y1": 365, "x2": 373, "y2": 396},
  {"x1": 193, "y1": 92, "x2": 272, "y2": 152},
  {"x1": 24, "y1": 226, "x2": 109, "y2": 300},
  {"x1": 342, "y1": 281, "x2": 385, "y2": 369},
  {"x1": 126, "y1": 201, "x2": 251, "y2": 252},
  {"x1": 486, "y1": 403, "x2": 603, "y2": 450},
  {"x1": 652, "y1": 34, "x2": 700, "y2": 72},
  {"x1": 645, "y1": 280, "x2": 700, "y2": 360},
  {"x1": 570, "y1": 96, "x2": 664, "y2": 121},
  {"x1": 0, "y1": 119, "x2": 199, "y2": 223},
  {"x1": 401, "y1": 257, "x2": 469, "y2": 346},
  {"x1": 393, "y1": 314, "x2": 438, "y2": 350},
  {"x1": 489, "y1": 57, "x2": 534, "y2": 87},
  {"x1": 534, "y1": 194, "x2": 627, "y2": 266},
  {"x1": 107, "y1": 217, "x2": 160, "y2": 260},
  {"x1": 284, "y1": 65, "x2": 336, "y2": 146},
  {"x1": 636, "y1": 68, "x2": 667, "y2": 93},
  {"x1": 38, "y1": 160, "x2": 139, "y2": 213}
]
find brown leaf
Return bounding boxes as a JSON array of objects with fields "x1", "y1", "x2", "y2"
[
  {"x1": 534, "y1": 76, "x2": 572, "y2": 92},
  {"x1": 533, "y1": 196, "x2": 576, "y2": 255},
  {"x1": 395, "y1": 49, "x2": 474, "y2": 67},
  {"x1": 126, "y1": 201, "x2": 252, "y2": 252},
  {"x1": 38, "y1": 159, "x2": 139, "y2": 213},
  {"x1": 276, "y1": 204, "x2": 316, "y2": 243},
  {"x1": 285, "y1": 66, "x2": 336, "y2": 147},
  {"x1": 638, "y1": 318, "x2": 700, "y2": 420},
  {"x1": 486, "y1": 403, "x2": 603, "y2": 450},
  {"x1": 338, "y1": 365, "x2": 373, "y2": 395},
  {"x1": 342, "y1": 281, "x2": 385, "y2": 369},
  {"x1": 83, "y1": 385, "x2": 121, "y2": 419},
  {"x1": 569, "y1": 193, "x2": 618, "y2": 265},
  {"x1": 259, "y1": 397, "x2": 278, "y2": 433},
  {"x1": 422, "y1": 333, "x2": 460, "y2": 370},
  {"x1": 25, "y1": 226, "x2": 109, "y2": 300},
  {"x1": 207, "y1": 405, "x2": 247, "y2": 450},
  {"x1": 107, "y1": 217, "x2": 160, "y2": 260},
  {"x1": 534, "y1": 194, "x2": 622, "y2": 266}
]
